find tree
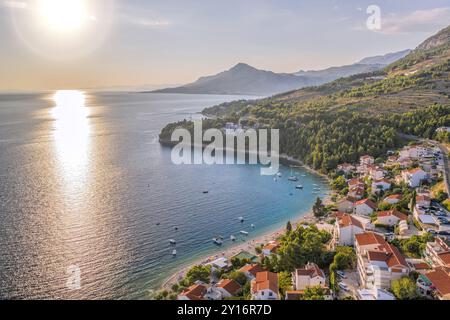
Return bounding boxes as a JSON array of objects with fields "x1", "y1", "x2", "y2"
[
  {"x1": 185, "y1": 265, "x2": 211, "y2": 285},
  {"x1": 331, "y1": 176, "x2": 347, "y2": 191},
  {"x1": 278, "y1": 271, "x2": 293, "y2": 298},
  {"x1": 313, "y1": 197, "x2": 327, "y2": 218},
  {"x1": 229, "y1": 271, "x2": 248, "y2": 286},
  {"x1": 286, "y1": 221, "x2": 293, "y2": 233},
  {"x1": 300, "y1": 286, "x2": 327, "y2": 300},
  {"x1": 391, "y1": 277, "x2": 418, "y2": 300}
]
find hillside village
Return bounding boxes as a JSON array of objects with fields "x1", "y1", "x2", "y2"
[{"x1": 155, "y1": 133, "x2": 450, "y2": 301}]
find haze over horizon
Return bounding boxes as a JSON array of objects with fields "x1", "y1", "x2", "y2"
[{"x1": 1, "y1": 0, "x2": 450, "y2": 91}]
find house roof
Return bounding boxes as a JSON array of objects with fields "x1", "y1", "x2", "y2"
[
  {"x1": 349, "y1": 178, "x2": 364, "y2": 186},
  {"x1": 285, "y1": 290, "x2": 304, "y2": 300},
  {"x1": 355, "y1": 198, "x2": 377, "y2": 210},
  {"x1": 251, "y1": 271, "x2": 278, "y2": 294},
  {"x1": 367, "y1": 243, "x2": 409, "y2": 270},
  {"x1": 425, "y1": 268, "x2": 450, "y2": 297},
  {"x1": 416, "y1": 195, "x2": 431, "y2": 202},
  {"x1": 438, "y1": 252, "x2": 450, "y2": 266},
  {"x1": 263, "y1": 242, "x2": 280, "y2": 253},
  {"x1": 407, "y1": 167, "x2": 426, "y2": 175},
  {"x1": 180, "y1": 284, "x2": 207, "y2": 300},
  {"x1": 385, "y1": 194, "x2": 402, "y2": 201},
  {"x1": 339, "y1": 214, "x2": 364, "y2": 230},
  {"x1": 239, "y1": 264, "x2": 264, "y2": 277},
  {"x1": 295, "y1": 262, "x2": 325, "y2": 279},
  {"x1": 377, "y1": 210, "x2": 408, "y2": 221},
  {"x1": 355, "y1": 232, "x2": 385, "y2": 246},
  {"x1": 217, "y1": 279, "x2": 241, "y2": 295}
]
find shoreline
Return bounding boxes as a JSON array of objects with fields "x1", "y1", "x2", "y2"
[{"x1": 158, "y1": 158, "x2": 332, "y2": 294}]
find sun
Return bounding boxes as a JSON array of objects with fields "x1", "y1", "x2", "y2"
[{"x1": 37, "y1": 0, "x2": 89, "y2": 32}]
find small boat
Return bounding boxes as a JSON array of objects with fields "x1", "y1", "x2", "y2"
[
  {"x1": 273, "y1": 178, "x2": 278, "y2": 182},
  {"x1": 172, "y1": 249, "x2": 177, "y2": 256},
  {"x1": 156, "y1": 223, "x2": 161, "y2": 226},
  {"x1": 240, "y1": 231, "x2": 249, "y2": 236},
  {"x1": 239, "y1": 217, "x2": 244, "y2": 223},
  {"x1": 277, "y1": 172, "x2": 282, "y2": 177},
  {"x1": 288, "y1": 169, "x2": 298, "y2": 182},
  {"x1": 251, "y1": 224, "x2": 255, "y2": 228},
  {"x1": 230, "y1": 235, "x2": 236, "y2": 241},
  {"x1": 296, "y1": 185, "x2": 304, "y2": 190},
  {"x1": 174, "y1": 227, "x2": 179, "y2": 231},
  {"x1": 213, "y1": 237, "x2": 223, "y2": 245},
  {"x1": 169, "y1": 239, "x2": 176, "y2": 245},
  {"x1": 203, "y1": 191, "x2": 209, "y2": 194}
]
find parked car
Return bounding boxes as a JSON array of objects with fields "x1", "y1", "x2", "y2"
[
  {"x1": 336, "y1": 271, "x2": 346, "y2": 279},
  {"x1": 338, "y1": 282, "x2": 349, "y2": 291},
  {"x1": 438, "y1": 231, "x2": 450, "y2": 236}
]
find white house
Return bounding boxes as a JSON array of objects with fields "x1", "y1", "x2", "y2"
[
  {"x1": 376, "y1": 210, "x2": 408, "y2": 227},
  {"x1": 384, "y1": 194, "x2": 402, "y2": 205},
  {"x1": 370, "y1": 168, "x2": 385, "y2": 181},
  {"x1": 354, "y1": 198, "x2": 377, "y2": 216},
  {"x1": 337, "y1": 163, "x2": 356, "y2": 175},
  {"x1": 251, "y1": 271, "x2": 279, "y2": 300},
  {"x1": 293, "y1": 262, "x2": 326, "y2": 290},
  {"x1": 333, "y1": 213, "x2": 365, "y2": 246},
  {"x1": 216, "y1": 279, "x2": 242, "y2": 298},
  {"x1": 402, "y1": 168, "x2": 428, "y2": 188},
  {"x1": 416, "y1": 195, "x2": 431, "y2": 208},
  {"x1": 356, "y1": 232, "x2": 410, "y2": 290},
  {"x1": 371, "y1": 179, "x2": 391, "y2": 194},
  {"x1": 360, "y1": 155, "x2": 375, "y2": 166},
  {"x1": 336, "y1": 197, "x2": 356, "y2": 213}
]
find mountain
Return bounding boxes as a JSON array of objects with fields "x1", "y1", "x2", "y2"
[
  {"x1": 153, "y1": 63, "x2": 314, "y2": 96},
  {"x1": 357, "y1": 49, "x2": 411, "y2": 65},
  {"x1": 153, "y1": 51, "x2": 410, "y2": 96},
  {"x1": 161, "y1": 25, "x2": 450, "y2": 173}
]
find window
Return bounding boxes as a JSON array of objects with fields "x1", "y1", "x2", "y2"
[{"x1": 269, "y1": 292, "x2": 273, "y2": 297}]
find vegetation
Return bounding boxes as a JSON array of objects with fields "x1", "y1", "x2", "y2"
[
  {"x1": 262, "y1": 226, "x2": 331, "y2": 272},
  {"x1": 313, "y1": 197, "x2": 328, "y2": 218},
  {"x1": 299, "y1": 286, "x2": 328, "y2": 300},
  {"x1": 184, "y1": 265, "x2": 212, "y2": 286},
  {"x1": 391, "y1": 233, "x2": 434, "y2": 258}
]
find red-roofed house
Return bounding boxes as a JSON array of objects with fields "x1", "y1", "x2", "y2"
[
  {"x1": 251, "y1": 271, "x2": 279, "y2": 300},
  {"x1": 293, "y1": 262, "x2": 326, "y2": 290},
  {"x1": 337, "y1": 163, "x2": 355, "y2": 175},
  {"x1": 416, "y1": 195, "x2": 431, "y2": 208},
  {"x1": 178, "y1": 283, "x2": 207, "y2": 300},
  {"x1": 239, "y1": 264, "x2": 265, "y2": 280},
  {"x1": 376, "y1": 210, "x2": 408, "y2": 227},
  {"x1": 216, "y1": 279, "x2": 242, "y2": 298},
  {"x1": 355, "y1": 232, "x2": 410, "y2": 290},
  {"x1": 371, "y1": 179, "x2": 391, "y2": 194},
  {"x1": 424, "y1": 238, "x2": 450, "y2": 269},
  {"x1": 384, "y1": 194, "x2": 402, "y2": 205},
  {"x1": 422, "y1": 267, "x2": 450, "y2": 300},
  {"x1": 333, "y1": 214, "x2": 365, "y2": 246},
  {"x1": 354, "y1": 198, "x2": 377, "y2": 216},
  {"x1": 262, "y1": 241, "x2": 280, "y2": 256},
  {"x1": 360, "y1": 155, "x2": 375, "y2": 167}
]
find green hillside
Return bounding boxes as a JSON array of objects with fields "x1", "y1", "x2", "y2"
[{"x1": 160, "y1": 26, "x2": 450, "y2": 173}]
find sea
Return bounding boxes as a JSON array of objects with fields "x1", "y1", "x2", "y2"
[{"x1": 0, "y1": 91, "x2": 329, "y2": 299}]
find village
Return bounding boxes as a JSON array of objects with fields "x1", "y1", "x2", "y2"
[{"x1": 157, "y1": 136, "x2": 450, "y2": 301}]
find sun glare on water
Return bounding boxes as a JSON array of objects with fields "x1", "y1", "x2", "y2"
[
  {"x1": 51, "y1": 90, "x2": 91, "y2": 182},
  {"x1": 37, "y1": 0, "x2": 89, "y2": 32}
]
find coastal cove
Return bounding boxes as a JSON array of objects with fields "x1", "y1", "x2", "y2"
[{"x1": 0, "y1": 92, "x2": 329, "y2": 300}]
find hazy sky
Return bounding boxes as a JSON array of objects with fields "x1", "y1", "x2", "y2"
[{"x1": 1, "y1": 0, "x2": 450, "y2": 91}]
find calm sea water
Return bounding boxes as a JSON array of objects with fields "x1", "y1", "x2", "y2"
[{"x1": 0, "y1": 91, "x2": 329, "y2": 299}]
